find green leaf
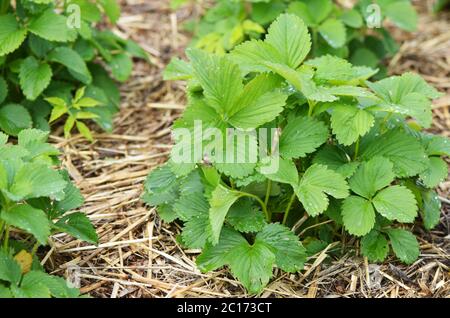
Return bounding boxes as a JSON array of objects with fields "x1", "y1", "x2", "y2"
[
  {"x1": 342, "y1": 196, "x2": 376, "y2": 236},
  {"x1": 256, "y1": 223, "x2": 307, "y2": 273},
  {"x1": 372, "y1": 185, "x2": 418, "y2": 223},
  {"x1": 421, "y1": 189, "x2": 441, "y2": 231},
  {"x1": 143, "y1": 164, "x2": 179, "y2": 206},
  {"x1": 0, "y1": 14, "x2": 27, "y2": 56},
  {"x1": 318, "y1": 18, "x2": 346, "y2": 49},
  {"x1": 11, "y1": 271, "x2": 51, "y2": 298},
  {"x1": 197, "y1": 226, "x2": 247, "y2": 272},
  {"x1": 208, "y1": 184, "x2": 241, "y2": 245},
  {"x1": 163, "y1": 58, "x2": 193, "y2": 81},
  {"x1": 361, "y1": 129, "x2": 429, "y2": 178},
  {"x1": 109, "y1": 53, "x2": 133, "y2": 82},
  {"x1": 187, "y1": 48, "x2": 243, "y2": 115},
  {"x1": 384, "y1": 1, "x2": 417, "y2": 32},
  {"x1": 100, "y1": 0, "x2": 121, "y2": 23},
  {"x1": 265, "y1": 13, "x2": 311, "y2": 68},
  {"x1": 279, "y1": 116, "x2": 329, "y2": 159},
  {"x1": 76, "y1": 121, "x2": 93, "y2": 142},
  {"x1": 349, "y1": 156, "x2": 395, "y2": 199},
  {"x1": 0, "y1": 104, "x2": 32, "y2": 136},
  {"x1": 331, "y1": 104, "x2": 374, "y2": 146},
  {"x1": 0, "y1": 250, "x2": 22, "y2": 285},
  {"x1": 295, "y1": 164, "x2": 349, "y2": 216},
  {"x1": 48, "y1": 47, "x2": 92, "y2": 84},
  {"x1": 9, "y1": 163, "x2": 67, "y2": 201},
  {"x1": 0, "y1": 285, "x2": 12, "y2": 298},
  {"x1": 28, "y1": 9, "x2": 75, "y2": 42},
  {"x1": 181, "y1": 214, "x2": 210, "y2": 249},
  {"x1": 55, "y1": 212, "x2": 98, "y2": 244},
  {"x1": 419, "y1": 157, "x2": 448, "y2": 188},
  {"x1": 1, "y1": 204, "x2": 51, "y2": 245},
  {"x1": 259, "y1": 156, "x2": 299, "y2": 186},
  {"x1": 340, "y1": 9, "x2": 363, "y2": 28},
  {"x1": 228, "y1": 239, "x2": 275, "y2": 294},
  {"x1": 228, "y1": 90, "x2": 287, "y2": 129},
  {"x1": 313, "y1": 145, "x2": 359, "y2": 178},
  {"x1": 19, "y1": 56, "x2": 52, "y2": 100},
  {"x1": 227, "y1": 199, "x2": 267, "y2": 233},
  {"x1": 422, "y1": 134, "x2": 450, "y2": 157},
  {"x1": 361, "y1": 230, "x2": 389, "y2": 262},
  {"x1": 69, "y1": 0, "x2": 101, "y2": 22},
  {"x1": 386, "y1": 228, "x2": 420, "y2": 264},
  {"x1": 54, "y1": 179, "x2": 84, "y2": 214}
]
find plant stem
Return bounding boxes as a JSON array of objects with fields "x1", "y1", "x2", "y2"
[
  {"x1": 353, "y1": 137, "x2": 360, "y2": 160},
  {"x1": 3, "y1": 226, "x2": 9, "y2": 251},
  {"x1": 31, "y1": 241, "x2": 40, "y2": 257},
  {"x1": 239, "y1": 192, "x2": 270, "y2": 222},
  {"x1": 264, "y1": 179, "x2": 272, "y2": 216},
  {"x1": 282, "y1": 193, "x2": 296, "y2": 225},
  {"x1": 307, "y1": 100, "x2": 315, "y2": 117}
]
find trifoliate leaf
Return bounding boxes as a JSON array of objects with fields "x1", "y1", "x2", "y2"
[
  {"x1": 19, "y1": 57, "x2": 52, "y2": 101},
  {"x1": 419, "y1": 157, "x2": 448, "y2": 188},
  {"x1": 256, "y1": 223, "x2": 307, "y2": 273},
  {"x1": 48, "y1": 47, "x2": 92, "y2": 84},
  {"x1": 226, "y1": 199, "x2": 267, "y2": 233},
  {"x1": 187, "y1": 48, "x2": 243, "y2": 115},
  {"x1": 265, "y1": 14, "x2": 311, "y2": 68},
  {"x1": 386, "y1": 228, "x2": 420, "y2": 264},
  {"x1": 197, "y1": 226, "x2": 247, "y2": 272},
  {"x1": 8, "y1": 162, "x2": 67, "y2": 201},
  {"x1": 342, "y1": 196, "x2": 376, "y2": 236},
  {"x1": 349, "y1": 156, "x2": 395, "y2": 199},
  {"x1": 28, "y1": 9, "x2": 76, "y2": 42},
  {"x1": 421, "y1": 189, "x2": 441, "y2": 231},
  {"x1": 258, "y1": 156, "x2": 299, "y2": 186},
  {"x1": 361, "y1": 230, "x2": 389, "y2": 262},
  {"x1": 0, "y1": 14, "x2": 27, "y2": 56},
  {"x1": 279, "y1": 116, "x2": 329, "y2": 159},
  {"x1": 208, "y1": 185, "x2": 242, "y2": 244},
  {"x1": 313, "y1": 145, "x2": 359, "y2": 178},
  {"x1": 295, "y1": 164, "x2": 349, "y2": 216},
  {"x1": 228, "y1": 239, "x2": 275, "y2": 294},
  {"x1": 331, "y1": 104, "x2": 374, "y2": 146},
  {"x1": 361, "y1": 129, "x2": 429, "y2": 178},
  {"x1": 0, "y1": 104, "x2": 32, "y2": 136},
  {"x1": 1, "y1": 204, "x2": 51, "y2": 245},
  {"x1": 0, "y1": 250, "x2": 22, "y2": 284},
  {"x1": 318, "y1": 18, "x2": 346, "y2": 49},
  {"x1": 372, "y1": 185, "x2": 418, "y2": 223},
  {"x1": 55, "y1": 212, "x2": 98, "y2": 244}
]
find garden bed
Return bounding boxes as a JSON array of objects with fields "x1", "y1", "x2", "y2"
[{"x1": 44, "y1": 0, "x2": 449, "y2": 298}]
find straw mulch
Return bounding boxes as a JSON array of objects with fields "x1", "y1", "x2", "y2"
[{"x1": 43, "y1": 0, "x2": 449, "y2": 298}]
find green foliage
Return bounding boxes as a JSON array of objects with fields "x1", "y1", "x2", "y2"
[
  {"x1": 0, "y1": 129, "x2": 98, "y2": 298},
  {"x1": 177, "y1": 0, "x2": 418, "y2": 74},
  {"x1": 146, "y1": 14, "x2": 447, "y2": 294},
  {"x1": 0, "y1": 0, "x2": 147, "y2": 138}
]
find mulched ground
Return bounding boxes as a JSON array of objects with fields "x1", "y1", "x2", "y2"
[{"x1": 42, "y1": 0, "x2": 449, "y2": 298}]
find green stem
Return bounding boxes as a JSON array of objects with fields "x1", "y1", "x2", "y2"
[
  {"x1": 31, "y1": 241, "x2": 40, "y2": 257},
  {"x1": 282, "y1": 193, "x2": 296, "y2": 225},
  {"x1": 239, "y1": 192, "x2": 270, "y2": 222},
  {"x1": 353, "y1": 137, "x2": 360, "y2": 160},
  {"x1": 264, "y1": 180, "x2": 272, "y2": 207},
  {"x1": 3, "y1": 226, "x2": 9, "y2": 251},
  {"x1": 308, "y1": 100, "x2": 315, "y2": 117}
]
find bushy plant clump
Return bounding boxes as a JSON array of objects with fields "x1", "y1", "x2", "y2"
[
  {"x1": 0, "y1": 0, "x2": 147, "y2": 139},
  {"x1": 145, "y1": 14, "x2": 448, "y2": 294},
  {"x1": 175, "y1": 0, "x2": 417, "y2": 76},
  {"x1": 0, "y1": 129, "x2": 98, "y2": 297}
]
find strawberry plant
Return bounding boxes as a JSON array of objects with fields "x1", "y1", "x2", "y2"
[
  {"x1": 145, "y1": 14, "x2": 448, "y2": 294},
  {"x1": 0, "y1": 0, "x2": 147, "y2": 137},
  {"x1": 0, "y1": 129, "x2": 98, "y2": 298},
  {"x1": 180, "y1": 0, "x2": 417, "y2": 76}
]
